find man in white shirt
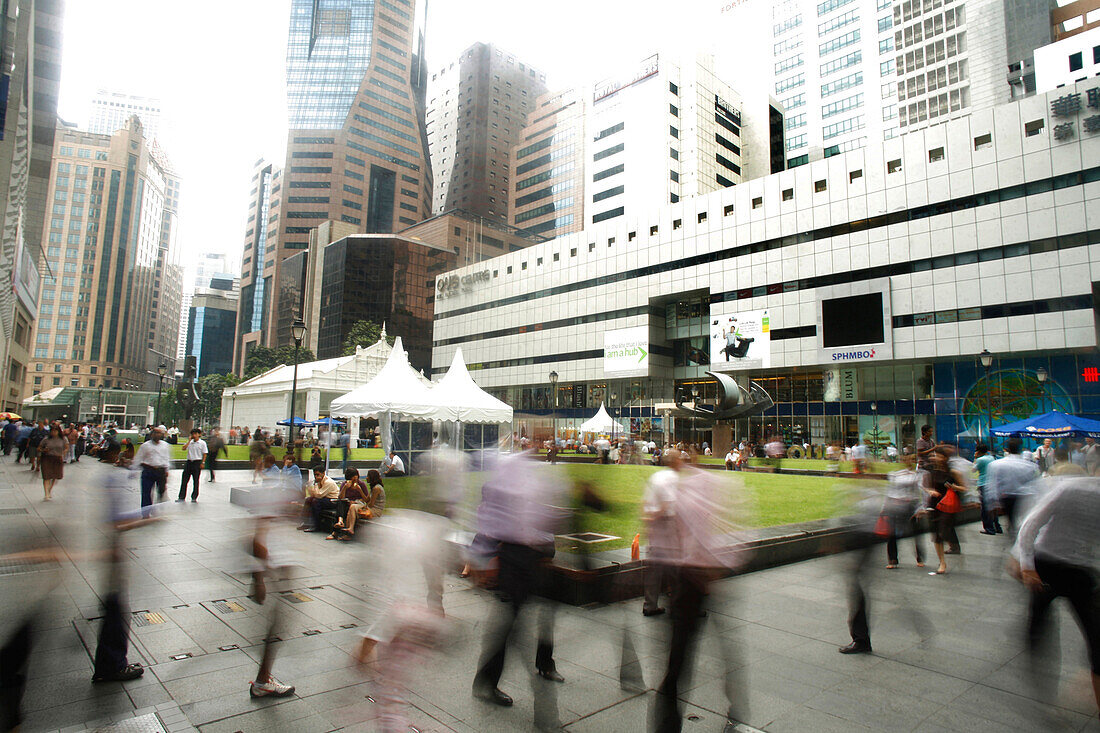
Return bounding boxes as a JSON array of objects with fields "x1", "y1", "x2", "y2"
[
  {"x1": 177, "y1": 429, "x2": 208, "y2": 502},
  {"x1": 642, "y1": 449, "x2": 682, "y2": 616},
  {"x1": 299, "y1": 467, "x2": 340, "y2": 532},
  {"x1": 988, "y1": 437, "x2": 1042, "y2": 536},
  {"x1": 381, "y1": 450, "x2": 405, "y2": 477},
  {"x1": 724, "y1": 447, "x2": 740, "y2": 471},
  {"x1": 133, "y1": 426, "x2": 171, "y2": 516}
]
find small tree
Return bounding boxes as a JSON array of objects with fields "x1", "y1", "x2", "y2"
[
  {"x1": 196, "y1": 372, "x2": 242, "y2": 426},
  {"x1": 341, "y1": 320, "x2": 393, "y2": 355},
  {"x1": 244, "y1": 343, "x2": 316, "y2": 379}
]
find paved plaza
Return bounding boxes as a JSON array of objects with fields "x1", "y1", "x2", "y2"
[{"x1": 2, "y1": 457, "x2": 1098, "y2": 733}]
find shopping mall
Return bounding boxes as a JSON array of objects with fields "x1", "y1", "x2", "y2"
[{"x1": 430, "y1": 79, "x2": 1100, "y2": 452}]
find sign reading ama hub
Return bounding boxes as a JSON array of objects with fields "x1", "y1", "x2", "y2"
[{"x1": 604, "y1": 326, "x2": 650, "y2": 377}]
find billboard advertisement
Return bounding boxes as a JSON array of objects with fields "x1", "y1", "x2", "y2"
[
  {"x1": 604, "y1": 326, "x2": 650, "y2": 377},
  {"x1": 710, "y1": 307, "x2": 770, "y2": 371},
  {"x1": 815, "y1": 279, "x2": 893, "y2": 365}
]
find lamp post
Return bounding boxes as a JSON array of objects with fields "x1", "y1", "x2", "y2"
[
  {"x1": 97, "y1": 386, "x2": 104, "y2": 426},
  {"x1": 289, "y1": 319, "x2": 307, "y2": 452},
  {"x1": 548, "y1": 370, "x2": 558, "y2": 446},
  {"x1": 1036, "y1": 366, "x2": 1048, "y2": 415},
  {"x1": 979, "y1": 349, "x2": 993, "y2": 447},
  {"x1": 154, "y1": 362, "x2": 167, "y2": 426},
  {"x1": 871, "y1": 401, "x2": 878, "y2": 458},
  {"x1": 228, "y1": 391, "x2": 237, "y2": 437}
]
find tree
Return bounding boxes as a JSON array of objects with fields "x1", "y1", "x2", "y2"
[
  {"x1": 244, "y1": 344, "x2": 316, "y2": 379},
  {"x1": 341, "y1": 320, "x2": 393, "y2": 355},
  {"x1": 195, "y1": 372, "x2": 241, "y2": 426}
]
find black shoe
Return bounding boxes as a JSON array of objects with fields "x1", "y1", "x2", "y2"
[
  {"x1": 473, "y1": 686, "x2": 513, "y2": 706},
  {"x1": 93, "y1": 663, "x2": 144, "y2": 682},
  {"x1": 838, "y1": 642, "x2": 872, "y2": 655},
  {"x1": 979, "y1": 530, "x2": 996, "y2": 535},
  {"x1": 538, "y1": 668, "x2": 565, "y2": 683},
  {"x1": 642, "y1": 607, "x2": 665, "y2": 617},
  {"x1": 175, "y1": 498, "x2": 185, "y2": 502}
]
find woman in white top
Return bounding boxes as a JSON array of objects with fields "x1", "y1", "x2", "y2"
[{"x1": 882, "y1": 453, "x2": 926, "y2": 569}]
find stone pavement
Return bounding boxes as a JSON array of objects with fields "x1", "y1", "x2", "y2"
[{"x1": 1, "y1": 456, "x2": 1097, "y2": 732}]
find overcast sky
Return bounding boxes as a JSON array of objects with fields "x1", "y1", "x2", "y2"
[{"x1": 57, "y1": 1, "x2": 738, "y2": 284}]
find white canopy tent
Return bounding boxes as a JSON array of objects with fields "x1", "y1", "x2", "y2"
[
  {"x1": 329, "y1": 337, "x2": 436, "y2": 454},
  {"x1": 579, "y1": 402, "x2": 627, "y2": 437},
  {"x1": 432, "y1": 348, "x2": 513, "y2": 424}
]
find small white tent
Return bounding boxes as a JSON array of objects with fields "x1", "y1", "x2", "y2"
[
  {"x1": 432, "y1": 348, "x2": 513, "y2": 424},
  {"x1": 579, "y1": 402, "x2": 627, "y2": 437}
]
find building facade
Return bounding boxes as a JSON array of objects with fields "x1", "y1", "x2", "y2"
[
  {"x1": 25, "y1": 118, "x2": 180, "y2": 397},
  {"x1": 1052, "y1": 0, "x2": 1100, "y2": 41},
  {"x1": 432, "y1": 78, "x2": 1100, "y2": 450},
  {"x1": 0, "y1": 0, "x2": 65, "y2": 412},
  {"x1": 235, "y1": 0, "x2": 434, "y2": 364},
  {"x1": 185, "y1": 289, "x2": 237, "y2": 378},
  {"x1": 1034, "y1": 25, "x2": 1100, "y2": 92},
  {"x1": 426, "y1": 42, "x2": 547, "y2": 222},
  {"x1": 87, "y1": 89, "x2": 163, "y2": 141}
]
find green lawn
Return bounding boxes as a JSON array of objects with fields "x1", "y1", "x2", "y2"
[
  {"x1": 166, "y1": 444, "x2": 385, "y2": 461},
  {"x1": 378, "y1": 463, "x2": 871, "y2": 550}
]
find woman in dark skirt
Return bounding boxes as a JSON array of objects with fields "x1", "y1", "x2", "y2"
[
  {"x1": 38, "y1": 423, "x2": 67, "y2": 501},
  {"x1": 925, "y1": 447, "x2": 964, "y2": 575}
]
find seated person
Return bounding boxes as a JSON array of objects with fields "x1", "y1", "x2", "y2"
[
  {"x1": 298, "y1": 467, "x2": 339, "y2": 532},
  {"x1": 725, "y1": 447, "x2": 740, "y2": 470},
  {"x1": 309, "y1": 446, "x2": 324, "y2": 471},
  {"x1": 380, "y1": 450, "x2": 405, "y2": 477},
  {"x1": 281, "y1": 453, "x2": 303, "y2": 493},
  {"x1": 329, "y1": 468, "x2": 386, "y2": 540}
]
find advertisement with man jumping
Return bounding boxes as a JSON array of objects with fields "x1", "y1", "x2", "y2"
[{"x1": 710, "y1": 307, "x2": 770, "y2": 371}]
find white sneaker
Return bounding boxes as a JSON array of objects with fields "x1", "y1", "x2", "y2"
[{"x1": 249, "y1": 679, "x2": 295, "y2": 698}]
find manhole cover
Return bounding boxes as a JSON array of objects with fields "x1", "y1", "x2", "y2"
[
  {"x1": 211, "y1": 600, "x2": 247, "y2": 614},
  {"x1": 88, "y1": 711, "x2": 168, "y2": 732},
  {"x1": 0, "y1": 556, "x2": 59, "y2": 576},
  {"x1": 0, "y1": 507, "x2": 28, "y2": 515},
  {"x1": 131, "y1": 612, "x2": 167, "y2": 627},
  {"x1": 281, "y1": 591, "x2": 313, "y2": 603},
  {"x1": 558, "y1": 532, "x2": 620, "y2": 544}
]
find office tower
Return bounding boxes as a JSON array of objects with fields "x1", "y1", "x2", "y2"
[
  {"x1": 235, "y1": 0, "x2": 433, "y2": 369},
  {"x1": 25, "y1": 118, "x2": 179, "y2": 397},
  {"x1": 185, "y1": 287, "x2": 238, "y2": 378},
  {"x1": 235, "y1": 158, "x2": 282, "y2": 372},
  {"x1": 151, "y1": 152, "x2": 182, "y2": 375},
  {"x1": 893, "y1": 0, "x2": 1052, "y2": 131},
  {"x1": 88, "y1": 89, "x2": 162, "y2": 140},
  {"x1": 178, "y1": 252, "x2": 237, "y2": 360},
  {"x1": 0, "y1": 0, "x2": 65, "y2": 411},
  {"x1": 1033, "y1": 26, "x2": 1100, "y2": 92},
  {"x1": 426, "y1": 42, "x2": 547, "y2": 221},
  {"x1": 509, "y1": 88, "x2": 588, "y2": 237}
]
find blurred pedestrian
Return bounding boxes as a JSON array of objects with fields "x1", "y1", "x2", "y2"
[
  {"x1": 987, "y1": 437, "x2": 1042, "y2": 538},
  {"x1": 883, "y1": 453, "x2": 926, "y2": 569},
  {"x1": 206, "y1": 428, "x2": 227, "y2": 482},
  {"x1": 974, "y1": 443, "x2": 1001, "y2": 535},
  {"x1": 38, "y1": 424, "x2": 66, "y2": 501},
  {"x1": 925, "y1": 447, "x2": 965, "y2": 575},
  {"x1": 133, "y1": 425, "x2": 170, "y2": 516},
  {"x1": 642, "y1": 450, "x2": 682, "y2": 617}
]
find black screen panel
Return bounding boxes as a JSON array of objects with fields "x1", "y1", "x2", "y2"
[{"x1": 821, "y1": 292, "x2": 884, "y2": 348}]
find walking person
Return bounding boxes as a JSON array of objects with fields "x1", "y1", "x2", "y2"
[
  {"x1": 883, "y1": 453, "x2": 926, "y2": 569},
  {"x1": 206, "y1": 428, "x2": 227, "y2": 482},
  {"x1": 915, "y1": 424, "x2": 935, "y2": 471},
  {"x1": 925, "y1": 447, "x2": 965, "y2": 575},
  {"x1": 133, "y1": 426, "x2": 170, "y2": 516},
  {"x1": 37, "y1": 424, "x2": 66, "y2": 501},
  {"x1": 177, "y1": 428, "x2": 207, "y2": 502},
  {"x1": 973, "y1": 443, "x2": 1001, "y2": 535},
  {"x1": 26, "y1": 421, "x2": 45, "y2": 472},
  {"x1": 641, "y1": 449, "x2": 682, "y2": 617},
  {"x1": 987, "y1": 437, "x2": 1042, "y2": 538}
]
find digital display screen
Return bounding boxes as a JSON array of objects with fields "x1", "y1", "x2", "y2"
[{"x1": 821, "y1": 292, "x2": 885, "y2": 348}]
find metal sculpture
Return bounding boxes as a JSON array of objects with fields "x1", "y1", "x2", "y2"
[{"x1": 674, "y1": 371, "x2": 774, "y2": 421}]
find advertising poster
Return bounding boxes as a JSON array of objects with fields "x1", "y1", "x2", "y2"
[
  {"x1": 710, "y1": 307, "x2": 770, "y2": 371},
  {"x1": 604, "y1": 326, "x2": 650, "y2": 377}
]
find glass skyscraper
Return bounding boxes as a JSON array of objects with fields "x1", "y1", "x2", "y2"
[{"x1": 286, "y1": 0, "x2": 377, "y2": 129}]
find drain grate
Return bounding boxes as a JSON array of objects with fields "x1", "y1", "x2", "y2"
[
  {"x1": 211, "y1": 600, "x2": 247, "y2": 614},
  {"x1": 0, "y1": 507, "x2": 28, "y2": 515},
  {"x1": 131, "y1": 611, "x2": 167, "y2": 627},
  {"x1": 92, "y1": 711, "x2": 168, "y2": 733},
  {"x1": 281, "y1": 591, "x2": 313, "y2": 604},
  {"x1": 0, "y1": 557, "x2": 59, "y2": 576}
]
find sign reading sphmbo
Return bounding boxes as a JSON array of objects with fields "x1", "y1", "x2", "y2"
[
  {"x1": 604, "y1": 326, "x2": 650, "y2": 377},
  {"x1": 710, "y1": 308, "x2": 771, "y2": 370}
]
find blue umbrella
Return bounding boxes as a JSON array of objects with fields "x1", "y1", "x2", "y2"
[
  {"x1": 991, "y1": 410, "x2": 1100, "y2": 439},
  {"x1": 313, "y1": 417, "x2": 345, "y2": 426},
  {"x1": 277, "y1": 417, "x2": 315, "y2": 427}
]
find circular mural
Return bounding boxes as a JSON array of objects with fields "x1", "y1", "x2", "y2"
[{"x1": 960, "y1": 369, "x2": 1073, "y2": 437}]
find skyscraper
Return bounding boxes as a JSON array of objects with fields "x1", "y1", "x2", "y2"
[
  {"x1": 235, "y1": 0, "x2": 433, "y2": 369},
  {"x1": 178, "y1": 252, "x2": 237, "y2": 360},
  {"x1": 0, "y1": 0, "x2": 65, "y2": 412},
  {"x1": 235, "y1": 158, "x2": 282, "y2": 372},
  {"x1": 88, "y1": 89, "x2": 162, "y2": 140},
  {"x1": 426, "y1": 42, "x2": 547, "y2": 222},
  {"x1": 185, "y1": 286, "x2": 238, "y2": 378},
  {"x1": 25, "y1": 118, "x2": 180, "y2": 397}
]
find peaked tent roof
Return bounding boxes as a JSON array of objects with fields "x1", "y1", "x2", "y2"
[
  {"x1": 579, "y1": 402, "x2": 627, "y2": 435},
  {"x1": 990, "y1": 410, "x2": 1100, "y2": 439},
  {"x1": 432, "y1": 348, "x2": 513, "y2": 424},
  {"x1": 329, "y1": 337, "x2": 437, "y2": 420}
]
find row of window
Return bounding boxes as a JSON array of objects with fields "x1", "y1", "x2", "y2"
[
  {"x1": 822, "y1": 71, "x2": 862, "y2": 98},
  {"x1": 820, "y1": 29, "x2": 860, "y2": 56},
  {"x1": 821, "y1": 50, "x2": 860, "y2": 77}
]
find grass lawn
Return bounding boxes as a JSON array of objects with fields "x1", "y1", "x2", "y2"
[
  {"x1": 378, "y1": 463, "x2": 871, "y2": 551},
  {"x1": 167, "y1": 443, "x2": 385, "y2": 461}
]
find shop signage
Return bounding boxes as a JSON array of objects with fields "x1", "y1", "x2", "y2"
[
  {"x1": 593, "y1": 55, "x2": 659, "y2": 103},
  {"x1": 824, "y1": 369, "x2": 858, "y2": 401},
  {"x1": 709, "y1": 306, "x2": 771, "y2": 371},
  {"x1": 436, "y1": 270, "x2": 491, "y2": 299},
  {"x1": 604, "y1": 326, "x2": 650, "y2": 377},
  {"x1": 1083, "y1": 367, "x2": 1098, "y2": 383}
]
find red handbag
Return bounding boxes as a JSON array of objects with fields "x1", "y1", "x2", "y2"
[
  {"x1": 873, "y1": 515, "x2": 891, "y2": 537},
  {"x1": 938, "y1": 488, "x2": 961, "y2": 513}
]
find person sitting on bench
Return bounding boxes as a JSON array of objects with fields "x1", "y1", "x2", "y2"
[
  {"x1": 298, "y1": 467, "x2": 339, "y2": 532},
  {"x1": 329, "y1": 469, "x2": 386, "y2": 540}
]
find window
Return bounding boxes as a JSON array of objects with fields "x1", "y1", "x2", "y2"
[
  {"x1": 593, "y1": 164, "x2": 624, "y2": 181},
  {"x1": 1070, "y1": 51, "x2": 1083, "y2": 72},
  {"x1": 698, "y1": 212, "x2": 707, "y2": 223},
  {"x1": 815, "y1": 179, "x2": 827, "y2": 192},
  {"x1": 821, "y1": 72, "x2": 862, "y2": 97},
  {"x1": 670, "y1": 125, "x2": 679, "y2": 138},
  {"x1": 723, "y1": 204, "x2": 734, "y2": 216},
  {"x1": 669, "y1": 104, "x2": 679, "y2": 117},
  {"x1": 752, "y1": 196, "x2": 763, "y2": 209},
  {"x1": 786, "y1": 113, "x2": 807, "y2": 130},
  {"x1": 782, "y1": 188, "x2": 794, "y2": 201},
  {"x1": 821, "y1": 51, "x2": 861, "y2": 77},
  {"x1": 823, "y1": 115, "x2": 863, "y2": 139},
  {"x1": 1094, "y1": 45, "x2": 1100, "y2": 64},
  {"x1": 819, "y1": 30, "x2": 860, "y2": 56},
  {"x1": 673, "y1": 219, "x2": 682, "y2": 230},
  {"x1": 669, "y1": 81, "x2": 679, "y2": 95},
  {"x1": 593, "y1": 143, "x2": 624, "y2": 162},
  {"x1": 669, "y1": 169, "x2": 680, "y2": 183},
  {"x1": 776, "y1": 74, "x2": 805, "y2": 94},
  {"x1": 650, "y1": 225, "x2": 658, "y2": 235},
  {"x1": 879, "y1": 38, "x2": 893, "y2": 54},
  {"x1": 817, "y1": 0, "x2": 855, "y2": 15},
  {"x1": 880, "y1": 59, "x2": 895, "y2": 76},
  {"x1": 776, "y1": 54, "x2": 804, "y2": 74},
  {"x1": 817, "y1": 9, "x2": 858, "y2": 37},
  {"x1": 1025, "y1": 119, "x2": 1044, "y2": 137},
  {"x1": 928, "y1": 146, "x2": 944, "y2": 162},
  {"x1": 973, "y1": 133, "x2": 992, "y2": 150},
  {"x1": 877, "y1": 15, "x2": 892, "y2": 32},
  {"x1": 822, "y1": 93, "x2": 863, "y2": 118},
  {"x1": 887, "y1": 158, "x2": 902, "y2": 174}
]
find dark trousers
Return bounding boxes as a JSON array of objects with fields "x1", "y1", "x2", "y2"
[
  {"x1": 644, "y1": 553, "x2": 672, "y2": 612},
  {"x1": 1000, "y1": 494, "x2": 1026, "y2": 539},
  {"x1": 179, "y1": 460, "x2": 201, "y2": 500},
  {"x1": 0, "y1": 619, "x2": 32, "y2": 732},
  {"x1": 474, "y1": 542, "x2": 556, "y2": 691},
  {"x1": 140, "y1": 466, "x2": 167, "y2": 515},
  {"x1": 93, "y1": 591, "x2": 130, "y2": 678},
  {"x1": 847, "y1": 544, "x2": 875, "y2": 647},
  {"x1": 1029, "y1": 557, "x2": 1100, "y2": 674},
  {"x1": 653, "y1": 567, "x2": 710, "y2": 733},
  {"x1": 978, "y1": 486, "x2": 1001, "y2": 533},
  {"x1": 884, "y1": 500, "x2": 925, "y2": 566},
  {"x1": 207, "y1": 456, "x2": 219, "y2": 481},
  {"x1": 305, "y1": 497, "x2": 337, "y2": 529},
  {"x1": 1, "y1": 435, "x2": 11, "y2": 455}
]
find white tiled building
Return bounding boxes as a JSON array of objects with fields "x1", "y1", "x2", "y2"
[
  {"x1": 1034, "y1": 25, "x2": 1100, "y2": 93},
  {"x1": 431, "y1": 78, "x2": 1100, "y2": 449}
]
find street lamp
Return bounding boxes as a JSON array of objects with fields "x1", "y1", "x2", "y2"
[
  {"x1": 1036, "y1": 366, "x2": 1048, "y2": 415},
  {"x1": 979, "y1": 349, "x2": 993, "y2": 446},
  {"x1": 870, "y1": 402, "x2": 878, "y2": 459},
  {"x1": 154, "y1": 362, "x2": 167, "y2": 426},
  {"x1": 228, "y1": 390, "x2": 237, "y2": 437},
  {"x1": 548, "y1": 370, "x2": 558, "y2": 446},
  {"x1": 97, "y1": 385, "x2": 104, "y2": 426},
  {"x1": 288, "y1": 318, "x2": 307, "y2": 451}
]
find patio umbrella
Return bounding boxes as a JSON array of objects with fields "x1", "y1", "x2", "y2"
[
  {"x1": 0, "y1": 412, "x2": 21, "y2": 421},
  {"x1": 990, "y1": 410, "x2": 1100, "y2": 439},
  {"x1": 276, "y1": 417, "x2": 315, "y2": 427},
  {"x1": 312, "y1": 417, "x2": 345, "y2": 426}
]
